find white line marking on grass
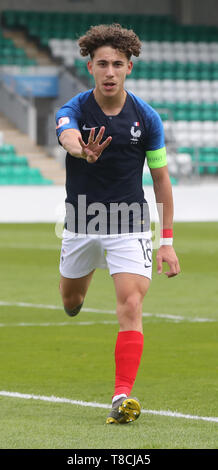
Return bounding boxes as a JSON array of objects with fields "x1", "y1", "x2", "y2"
[
  {"x1": 0, "y1": 321, "x2": 117, "y2": 327},
  {"x1": 0, "y1": 301, "x2": 63, "y2": 310},
  {"x1": 0, "y1": 243, "x2": 60, "y2": 250},
  {"x1": 0, "y1": 391, "x2": 217, "y2": 424},
  {"x1": 141, "y1": 408, "x2": 218, "y2": 423},
  {"x1": 0, "y1": 300, "x2": 216, "y2": 323}
]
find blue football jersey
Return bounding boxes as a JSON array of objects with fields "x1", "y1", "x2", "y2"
[{"x1": 56, "y1": 89, "x2": 165, "y2": 233}]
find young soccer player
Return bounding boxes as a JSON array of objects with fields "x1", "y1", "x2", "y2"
[{"x1": 55, "y1": 23, "x2": 180, "y2": 424}]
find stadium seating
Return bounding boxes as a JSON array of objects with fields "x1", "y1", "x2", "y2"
[
  {"x1": 0, "y1": 143, "x2": 53, "y2": 185},
  {"x1": 2, "y1": 10, "x2": 218, "y2": 178},
  {"x1": 0, "y1": 26, "x2": 37, "y2": 66}
]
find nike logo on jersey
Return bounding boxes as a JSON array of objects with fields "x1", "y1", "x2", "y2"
[{"x1": 82, "y1": 124, "x2": 99, "y2": 130}]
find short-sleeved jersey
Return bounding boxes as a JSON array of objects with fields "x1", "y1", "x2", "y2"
[{"x1": 56, "y1": 89, "x2": 166, "y2": 233}]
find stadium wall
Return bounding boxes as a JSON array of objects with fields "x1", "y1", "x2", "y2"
[
  {"x1": 0, "y1": 0, "x2": 218, "y2": 25},
  {"x1": 0, "y1": 0, "x2": 172, "y2": 16},
  {"x1": 0, "y1": 185, "x2": 217, "y2": 223}
]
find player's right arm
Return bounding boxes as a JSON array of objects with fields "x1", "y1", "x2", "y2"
[
  {"x1": 59, "y1": 127, "x2": 112, "y2": 163},
  {"x1": 56, "y1": 93, "x2": 112, "y2": 163},
  {"x1": 59, "y1": 128, "x2": 85, "y2": 159}
]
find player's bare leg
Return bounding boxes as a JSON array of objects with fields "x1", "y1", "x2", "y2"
[
  {"x1": 113, "y1": 272, "x2": 150, "y2": 333},
  {"x1": 106, "y1": 273, "x2": 150, "y2": 424},
  {"x1": 59, "y1": 270, "x2": 95, "y2": 317}
]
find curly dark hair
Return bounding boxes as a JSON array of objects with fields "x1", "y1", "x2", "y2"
[{"x1": 78, "y1": 23, "x2": 141, "y2": 60}]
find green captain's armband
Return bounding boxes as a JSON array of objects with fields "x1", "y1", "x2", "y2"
[{"x1": 146, "y1": 147, "x2": 167, "y2": 169}]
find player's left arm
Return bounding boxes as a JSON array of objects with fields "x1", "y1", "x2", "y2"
[
  {"x1": 144, "y1": 105, "x2": 180, "y2": 278},
  {"x1": 150, "y1": 165, "x2": 181, "y2": 278}
]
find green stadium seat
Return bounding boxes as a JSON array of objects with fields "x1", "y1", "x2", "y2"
[
  {"x1": 198, "y1": 147, "x2": 218, "y2": 175},
  {"x1": 10, "y1": 166, "x2": 29, "y2": 180},
  {"x1": 142, "y1": 174, "x2": 153, "y2": 185},
  {"x1": 160, "y1": 102, "x2": 176, "y2": 112},
  {"x1": 74, "y1": 59, "x2": 88, "y2": 77},
  {"x1": 25, "y1": 167, "x2": 53, "y2": 185},
  {"x1": 14, "y1": 156, "x2": 28, "y2": 166},
  {"x1": 159, "y1": 112, "x2": 169, "y2": 121},
  {"x1": 0, "y1": 31, "x2": 35, "y2": 66},
  {"x1": 174, "y1": 103, "x2": 188, "y2": 112},
  {"x1": 0, "y1": 57, "x2": 11, "y2": 65},
  {"x1": 13, "y1": 47, "x2": 26, "y2": 58},
  {"x1": 2, "y1": 10, "x2": 17, "y2": 28},
  {"x1": 39, "y1": 34, "x2": 50, "y2": 47},
  {"x1": 37, "y1": 178, "x2": 53, "y2": 185},
  {"x1": 211, "y1": 70, "x2": 218, "y2": 80},
  {"x1": 0, "y1": 154, "x2": 28, "y2": 167},
  {"x1": 173, "y1": 110, "x2": 189, "y2": 121},
  {"x1": 177, "y1": 147, "x2": 196, "y2": 160},
  {"x1": 0, "y1": 139, "x2": 54, "y2": 185},
  {"x1": 0, "y1": 37, "x2": 14, "y2": 47},
  {"x1": 0, "y1": 167, "x2": 11, "y2": 178},
  {"x1": 169, "y1": 176, "x2": 178, "y2": 185},
  {"x1": 0, "y1": 144, "x2": 16, "y2": 154},
  {"x1": 188, "y1": 110, "x2": 201, "y2": 121},
  {"x1": 149, "y1": 101, "x2": 167, "y2": 110},
  {"x1": 2, "y1": 10, "x2": 218, "y2": 48},
  {"x1": 161, "y1": 69, "x2": 175, "y2": 80},
  {"x1": 0, "y1": 177, "x2": 10, "y2": 185},
  {"x1": 0, "y1": 154, "x2": 17, "y2": 165},
  {"x1": 201, "y1": 110, "x2": 214, "y2": 121}
]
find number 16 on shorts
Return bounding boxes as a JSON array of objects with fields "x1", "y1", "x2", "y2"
[{"x1": 138, "y1": 239, "x2": 152, "y2": 268}]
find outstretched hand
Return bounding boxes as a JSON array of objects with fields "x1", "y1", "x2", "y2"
[
  {"x1": 78, "y1": 126, "x2": 112, "y2": 163},
  {"x1": 156, "y1": 245, "x2": 181, "y2": 278}
]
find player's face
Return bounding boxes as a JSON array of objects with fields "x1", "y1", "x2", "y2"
[{"x1": 87, "y1": 46, "x2": 133, "y2": 99}]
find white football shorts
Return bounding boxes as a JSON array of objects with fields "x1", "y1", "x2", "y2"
[{"x1": 59, "y1": 229, "x2": 153, "y2": 280}]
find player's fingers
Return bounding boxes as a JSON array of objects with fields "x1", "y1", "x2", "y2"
[
  {"x1": 156, "y1": 254, "x2": 163, "y2": 274},
  {"x1": 100, "y1": 135, "x2": 112, "y2": 151},
  {"x1": 176, "y1": 259, "x2": 181, "y2": 274},
  {"x1": 165, "y1": 270, "x2": 177, "y2": 278},
  {"x1": 88, "y1": 128, "x2": 95, "y2": 144},
  {"x1": 170, "y1": 258, "x2": 181, "y2": 276},
  {"x1": 95, "y1": 126, "x2": 105, "y2": 144},
  {"x1": 165, "y1": 261, "x2": 180, "y2": 277},
  {"x1": 78, "y1": 136, "x2": 86, "y2": 148}
]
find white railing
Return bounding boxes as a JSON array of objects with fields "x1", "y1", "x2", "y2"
[{"x1": 0, "y1": 80, "x2": 37, "y2": 142}]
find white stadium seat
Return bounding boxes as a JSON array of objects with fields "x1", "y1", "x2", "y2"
[
  {"x1": 201, "y1": 121, "x2": 216, "y2": 131},
  {"x1": 189, "y1": 121, "x2": 202, "y2": 131},
  {"x1": 173, "y1": 121, "x2": 189, "y2": 132}
]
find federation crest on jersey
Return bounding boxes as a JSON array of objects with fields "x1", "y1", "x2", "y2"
[
  {"x1": 56, "y1": 117, "x2": 70, "y2": 129},
  {"x1": 130, "y1": 121, "x2": 141, "y2": 143}
]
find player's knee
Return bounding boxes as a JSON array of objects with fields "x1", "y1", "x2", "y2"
[
  {"x1": 117, "y1": 294, "x2": 143, "y2": 329},
  {"x1": 64, "y1": 301, "x2": 84, "y2": 317},
  {"x1": 61, "y1": 292, "x2": 84, "y2": 317},
  {"x1": 123, "y1": 293, "x2": 142, "y2": 316}
]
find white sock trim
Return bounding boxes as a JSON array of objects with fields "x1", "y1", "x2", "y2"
[{"x1": 112, "y1": 393, "x2": 127, "y2": 404}]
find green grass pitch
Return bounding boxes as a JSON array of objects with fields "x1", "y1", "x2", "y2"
[{"x1": 0, "y1": 222, "x2": 217, "y2": 449}]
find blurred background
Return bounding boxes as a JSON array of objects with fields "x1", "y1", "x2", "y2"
[{"x1": 0, "y1": 0, "x2": 217, "y2": 222}]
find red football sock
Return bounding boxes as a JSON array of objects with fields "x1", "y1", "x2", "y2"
[{"x1": 113, "y1": 330, "x2": 144, "y2": 399}]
